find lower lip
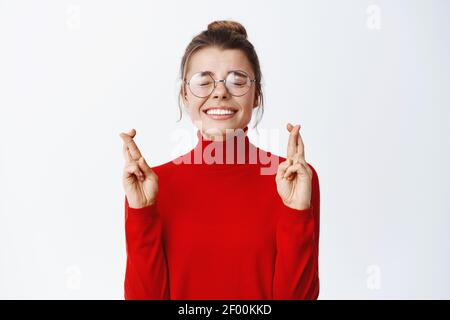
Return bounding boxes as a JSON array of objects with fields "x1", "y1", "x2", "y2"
[{"x1": 204, "y1": 111, "x2": 237, "y2": 120}]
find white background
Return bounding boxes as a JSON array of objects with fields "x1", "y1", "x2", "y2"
[{"x1": 0, "y1": 0, "x2": 449, "y2": 299}]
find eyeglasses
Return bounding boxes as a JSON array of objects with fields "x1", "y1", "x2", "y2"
[{"x1": 184, "y1": 70, "x2": 257, "y2": 98}]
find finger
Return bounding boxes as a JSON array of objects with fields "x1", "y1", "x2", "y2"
[
  {"x1": 283, "y1": 163, "x2": 304, "y2": 179},
  {"x1": 277, "y1": 159, "x2": 292, "y2": 176},
  {"x1": 123, "y1": 161, "x2": 145, "y2": 181},
  {"x1": 120, "y1": 133, "x2": 142, "y2": 161},
  {"x1": 287, "y1": 123, "x2": 294, "y2": 132},
  {"x1": 292, "y1": 152, "x2": 307, "y2": 167},
  {"x1": 119, "y1": 128, "x2": 136, "y2": 140},
  {"x1": 126, "y1": 128, "x2": 136, "y2": 138},
  {"x1": 120, "y1": 128, "x2": 137, "y2": 162},
  {"x1": 124, "y1": 162, "x2": 144, "y2": 178},
  {"x1": 122, "y1": 143, "x2": 132, "y2": 163},
  {"x1": 287, "y1": 124, "x2": 300, "y2": 159},
  {"x1": 302, "y1": 161, "x2": 312, "y2": 177},
  {"x1": 293, "y1": 155, "x2": 312, "y2": 176},
  {"x1": 137, "y1": 157, "x2": 156, "y2": 179},
  {"x1": 276, "y1": 159, "x2": 292, "y2": 183},
  {"x1": 296, "y1": 127, "x2": 305, "y2": 160}
]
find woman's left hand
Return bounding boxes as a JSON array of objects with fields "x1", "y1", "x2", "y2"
[{"x1": 276, "y1": 123, "x2": 313, "y2": 211}]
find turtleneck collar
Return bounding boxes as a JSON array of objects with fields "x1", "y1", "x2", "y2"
[{"x1": 191, "y1": 126, "x2": 256, "y2": 165}]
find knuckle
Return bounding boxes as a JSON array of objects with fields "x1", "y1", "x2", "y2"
[{"x1": 128, "y1": 162, "x2": 138, "y2": 170}]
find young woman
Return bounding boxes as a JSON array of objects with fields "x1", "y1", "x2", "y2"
[{"x1": 119, "y1": 20, "x2": 320, "y2": 300}]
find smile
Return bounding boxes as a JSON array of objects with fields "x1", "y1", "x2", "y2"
[
  {"x1": 206, "y1": 109, "x2": 236, "y2": 115},
  {"x1": 203, "y1": 108, "x2": 238, "y2": 120}
]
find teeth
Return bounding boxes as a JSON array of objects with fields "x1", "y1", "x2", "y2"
[{"x1": 206, "y1": 109, "x2": 236, "y2": 115}]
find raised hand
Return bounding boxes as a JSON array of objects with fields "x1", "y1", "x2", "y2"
[
  {"x1": 275, "y1": 123, "x2": 313, "y2": 211},
  {"x1": 120, "y1": 129, "x2": 159, "y2": 209}
]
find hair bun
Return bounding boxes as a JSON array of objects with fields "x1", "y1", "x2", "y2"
[{"x1": 207, "y1": 20, "x2": 247, "y2": 38}]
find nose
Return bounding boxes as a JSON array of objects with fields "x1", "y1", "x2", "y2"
[{"x1": 211, "y1": 80, "x2": 230, "y2": 99}]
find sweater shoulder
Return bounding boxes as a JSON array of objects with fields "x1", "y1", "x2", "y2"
[{"x1": 148, "y1": 156, "x2": 183, "y2": 178}]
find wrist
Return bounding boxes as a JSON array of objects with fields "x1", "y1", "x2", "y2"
[{"x1": 283, "y1": 200, "x2": 311, "y2": 211}]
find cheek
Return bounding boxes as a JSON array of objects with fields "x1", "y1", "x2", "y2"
[
  {"x1": 237, "y1": 95, "x2": 255, "y2": 113},
  {"x1": 186, "y1": 96, "x2": 205, "y2": 116}
]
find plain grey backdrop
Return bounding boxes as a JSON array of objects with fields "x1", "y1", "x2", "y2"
[{"x1": 0, "y1": 0, "x2": 449, "y2": 299}]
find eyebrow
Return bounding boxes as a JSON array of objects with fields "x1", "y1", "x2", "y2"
[{"x1": 199, "y1": 69, "x2": 249, "y2": 76}]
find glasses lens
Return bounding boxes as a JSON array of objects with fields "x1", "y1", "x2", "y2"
[
  {"x1": 226, "y1": 71, "x2": 251, "y2": 96},
  {"x1": 189, "y1": 72, "x2": 214, "y2": 97}
]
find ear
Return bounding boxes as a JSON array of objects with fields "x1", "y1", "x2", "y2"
[
  {"x1": 252, "y1": 93, "x2": 259, "y2": 109},
  {"x1": 181, "y1": 86, "x2": 189, "y2": 107}
]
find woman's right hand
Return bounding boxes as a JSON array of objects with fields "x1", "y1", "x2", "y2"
[{"x1": 120, "y1": 129, "x2": 159, "y2": 209}]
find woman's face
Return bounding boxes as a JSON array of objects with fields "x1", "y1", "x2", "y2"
[{"x1": 182, "y1": 47, "x2": 258, "y2": 141}]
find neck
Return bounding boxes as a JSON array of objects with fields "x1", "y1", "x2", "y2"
[{"x1": 199, "y1": 127, "x2": 245, "y2": 142}]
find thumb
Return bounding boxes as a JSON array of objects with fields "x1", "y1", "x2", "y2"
[{"x1": 275, "y1": 159, "x2": 292, "y2": 184}]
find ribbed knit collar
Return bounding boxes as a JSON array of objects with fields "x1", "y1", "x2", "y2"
[{"x1": 190, "y1": 126, "x2": 257, "y2": 166}]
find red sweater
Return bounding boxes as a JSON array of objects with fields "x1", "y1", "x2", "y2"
[{"x1": 124, "y1": 126, "x2": 320, "y2": 300}]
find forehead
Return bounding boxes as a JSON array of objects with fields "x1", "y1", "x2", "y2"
[{"x1": 187, "y1": 47, "x2": 254, "y2": 77}]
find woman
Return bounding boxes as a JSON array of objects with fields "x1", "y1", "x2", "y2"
[{"x1": 119, "y1": 20, "x2": 320, "y2": 300}]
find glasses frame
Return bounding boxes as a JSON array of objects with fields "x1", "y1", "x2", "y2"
[{"x1": 183, "y1": 70, "x2": 258, "y2": 98}]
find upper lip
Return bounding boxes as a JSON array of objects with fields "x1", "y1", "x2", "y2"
[{"x1": 203, "y1": 106, "x2": 239, "y2": 113}]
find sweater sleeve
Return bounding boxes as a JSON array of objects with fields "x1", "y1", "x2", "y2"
[
  {"x1": 124, "y1": 196, "x2": 170, "y2": 300},
  {"x1": 272, "y1": 164, "x2": 320, "y2": 300}
]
